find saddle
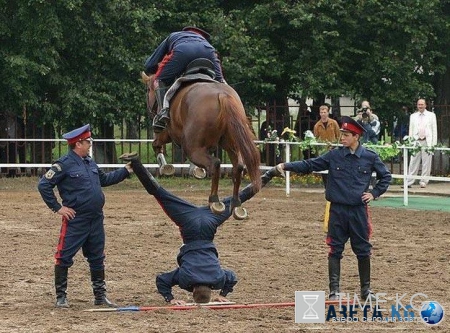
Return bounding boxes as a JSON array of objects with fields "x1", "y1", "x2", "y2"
[
  {"x1": 184, "y1": 58, "x2": 216, "y2": 79},
  {"x1": 163, "y1": 58, "x2": 217, "y2": 109}
]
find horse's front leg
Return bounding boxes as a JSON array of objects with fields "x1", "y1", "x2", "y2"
[
  {"x1": 152, "y1": 137, "x2": 175, "y2": 176},
  {"x1": 189, "y1": 162, "x2": 207, "y2": 179}
]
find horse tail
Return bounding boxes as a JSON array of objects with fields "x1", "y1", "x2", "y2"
[{"x1": 218, "y1": 93, "x2": 262, "y2": 192}]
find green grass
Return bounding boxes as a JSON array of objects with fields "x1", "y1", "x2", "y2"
[
  {"x1": 372, "y1": 196, "x2": 450, "y2": 212},
  {"x1": 0, "y1": 174, "x2": 251, "y2": 192}
]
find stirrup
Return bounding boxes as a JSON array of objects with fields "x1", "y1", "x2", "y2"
[
  {"x1": 159, "y1": 108, "x2": 170, "y2": 122},
  {"x1": 152, "y1": 117, "x2": 166, "y2": 131},
  {"x1": 152, "y1": 109, "x2": 169, "y2": 130}
]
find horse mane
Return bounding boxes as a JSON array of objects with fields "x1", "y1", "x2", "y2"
[{"x1": 218, "y1": 93, "x2": 262, "y2": 192}]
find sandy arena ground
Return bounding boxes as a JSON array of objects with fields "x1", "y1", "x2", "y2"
[{"x1": 0, "y1": 177, "x2": 449, "y2": 332}]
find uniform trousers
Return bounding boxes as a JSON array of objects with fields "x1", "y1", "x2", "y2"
[
  {"x1": 55, "y1": 214, "x2": 105, "y2": 270},
  {"x1": 326, "y1": 203, "x2": 372, "y2": 259}
]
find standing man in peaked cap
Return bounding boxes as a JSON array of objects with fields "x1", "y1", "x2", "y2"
[
  {"x1": 38, "y1": 124, "x2": 133, "y2": 308},
  {"x1": 269, "y1": 116, "x2": 391, "y2": 302}
]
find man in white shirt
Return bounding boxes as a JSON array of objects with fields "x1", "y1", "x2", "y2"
[{"x1": 405, "y1": 99, "x2": 438, "y2": 188}]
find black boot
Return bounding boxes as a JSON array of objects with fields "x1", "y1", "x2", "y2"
[
  {"x1": 119, "y1": 153, "x2": 160, "y2": 195},
  {"x1": 261, "y1": 166, "x2": 284, "y2": 185},
  {"x1": 358, "y1": 256, "x2": 376, "y2": 301},
  {"x1": 328, "y1": 256, "x2": 341, "y2": 301},
  {"x1": 261, "y1": 169, "x2": 274, "y2": 186},
  {"x1": 91, "y1": 269, "x2": 117, "y2": 307},
  {"x1": 153, "y1": 80, "x2": 170, "y2": 131},
  {"x1": 241, "y1": 170, "x2": 272, "y2": 200},
  {"x1": 54, "y1": 265, "x2": 69, "y2": 308}
]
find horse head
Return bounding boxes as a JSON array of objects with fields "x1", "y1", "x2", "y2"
[{"x1": 141, "y1": 71, "x2": 157, "y2": 119}]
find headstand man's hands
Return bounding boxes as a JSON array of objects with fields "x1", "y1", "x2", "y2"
[
  {"x1": 275, "y1": 163, "x2": 286, "y2": 178},
  {"x1": 213, "y1": 295, "x2": 230, "y2": 303},
  {"x1": 170, "y1": 299, "x2": 187, "y2": 306}
]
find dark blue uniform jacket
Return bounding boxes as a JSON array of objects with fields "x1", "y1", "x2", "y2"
[
  {"x1": 38, "y1": 150, "x2": 129, "y2": 215},
  {"x1": 284, "y1": 144, "x2": 391, "y2": 205}
]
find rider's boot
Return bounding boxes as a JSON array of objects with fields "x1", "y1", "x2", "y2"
[{"x1": 153, "y1": 80, "x2": 170, "y2": 131}]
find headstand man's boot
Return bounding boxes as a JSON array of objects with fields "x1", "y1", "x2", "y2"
[
  {"x1": 55, "y1": 265, "x2": 69, "y2": 308},
  {"x1": 240, "y1": 170, "x2": 273, "y2": 201},
  {"x1": 261, "y1": 167, "x2": 284, "y2": 186},
  {"x1": 119, "y1": 152, "x2": 160, "y2": 195},
  {"x1": 328, "y1": 256, "x2": 341, "y2": 301},
  {"x1": 153, "y1": 80, "x2": 170, "y2": 131},
  {"x1": 236, "y1": 167, "x2": 284, "y2": 200},
  {"x1": 358, "y1": 256, "x2": 376, "y2": 302},
  {"x1": 91, "y1": 269, "x2": 117, "y2": 307}
]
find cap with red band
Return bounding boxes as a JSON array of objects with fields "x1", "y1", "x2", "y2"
[
  {"x1": 62, "y1": 124, "x2": 91, "y2": 144},
  {"x1": 182, "y1": 26, "x2": 211, "y2": 42},
  {"x1": 340, "y1": 116, "x2": 366, "y2": 135}
]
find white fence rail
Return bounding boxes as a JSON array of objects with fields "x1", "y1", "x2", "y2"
[{"x1": 1, "y1": 138, "x2": 449, "y2": 206}]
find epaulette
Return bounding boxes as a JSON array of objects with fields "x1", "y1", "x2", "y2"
[
  {"x1": 57, "y1": 155, "x2": 70, "y2": 163},
  {"x1": 51, "y1": 163, "x2": 63, "y2": 172},
  {"x1": 365, "y1": 147, "x2": 378, "y2": 155}
]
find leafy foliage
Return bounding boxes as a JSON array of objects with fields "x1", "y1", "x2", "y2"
[{"x1": 0, "y1": 0, "x2": 450, "y2": 137}]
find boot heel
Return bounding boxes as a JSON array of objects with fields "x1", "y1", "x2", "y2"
[{"x1": 91, "y1": 269, "x2": 118, "y2": 308}]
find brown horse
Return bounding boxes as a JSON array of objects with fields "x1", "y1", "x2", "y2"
[{"x1": 142, "y1": 72, "x2": 261, "y2": 219}]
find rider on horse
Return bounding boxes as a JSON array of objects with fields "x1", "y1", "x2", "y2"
[{"x1": 144, "y1": 26, "x2": 226, "y2": 131}]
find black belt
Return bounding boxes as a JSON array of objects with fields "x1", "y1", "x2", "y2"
[{"x1": 418, "y1": 138, "x2": 426, "y2": 141}]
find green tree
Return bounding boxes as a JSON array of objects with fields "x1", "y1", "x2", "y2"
[
  {"x1": 1, "y1": 0, "x2": 450, "y2": 151},
  {"x1": 219, "y1": 0, "x2": 449, "y2": 134}
]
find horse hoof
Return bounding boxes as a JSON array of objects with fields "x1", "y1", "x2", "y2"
[
  {"x1": 160, "y1": 164, "x2": 175, "y2": 176},
  {"x1": 210, "y1": 202, "x2": 226, "y2": 214},
  {"x1": 233, "y1": 207, "x2": 248, "y2": 220},
  {"x1": 192, "y1": 167, "x2": 207, "y2": 179}
]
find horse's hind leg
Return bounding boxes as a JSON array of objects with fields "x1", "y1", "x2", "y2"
[
  {"x1": 189, "y1": 150, "x2": 225, "y2": 214},
  {"x1": 229, "y1": 153, "x2": 247, "y2": 220},
  {"x1": 209, "y1": 157, "x2": 225, "y2": 214}
]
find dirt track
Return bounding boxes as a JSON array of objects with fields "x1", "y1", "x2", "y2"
[{"x1": 0, "y1": 178, "x2": 449, "y2": 332}]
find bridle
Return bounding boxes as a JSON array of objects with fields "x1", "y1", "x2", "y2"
[
  {"x1": 143, "y1": 73, "x2": 157, "y2": 119},
  {"x1": 146, "y1": 85, "x2": 157, "y2": 119}
]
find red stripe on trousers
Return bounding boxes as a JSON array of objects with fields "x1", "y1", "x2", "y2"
[
  {"x1": 154, "y1": 50, "x2": 174, "y2": 79},
  {"x1": 365, "y1": 205, "x2": 373, "y2": 239},
  {"x1": 54, "y1": 217, "x2": 68, "y2": 265}
]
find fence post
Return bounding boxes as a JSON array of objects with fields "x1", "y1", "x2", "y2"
[
  {"x1": 285, "y1": 141, "x2": 291, "y2": 197},
  {"x1": 402, "y1": 146, "x2": 409, "y2": 206}
]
